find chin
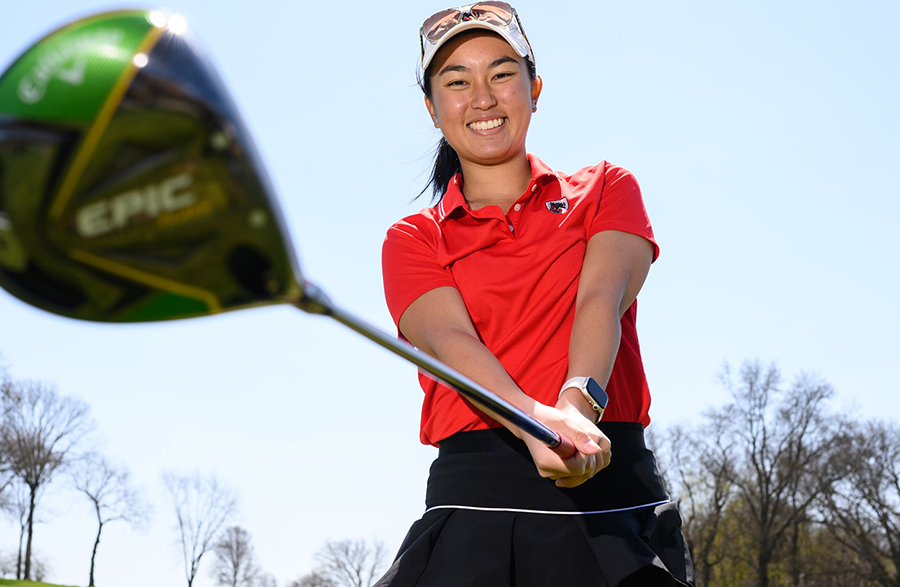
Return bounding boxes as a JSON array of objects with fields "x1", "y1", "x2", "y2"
[{"x1": 463, "y1": 146, "x2": 521, "y2": 166}]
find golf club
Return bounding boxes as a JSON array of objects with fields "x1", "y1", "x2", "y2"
[{"x1": 0, "y1": 10, "x2": 577, "y2": 457}]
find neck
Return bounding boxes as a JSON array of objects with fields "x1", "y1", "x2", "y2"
[{"x1": 460, "y1": 153, "x2": 532, "y2": 214}]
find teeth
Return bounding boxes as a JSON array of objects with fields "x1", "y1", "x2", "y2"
[{"x1": 469, "y1": 118, "x2": 505, "y2": 131}]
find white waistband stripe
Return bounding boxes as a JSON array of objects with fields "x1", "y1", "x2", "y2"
[{"x1": 424, "y1": 499, "x2": 671, "y2": 516}]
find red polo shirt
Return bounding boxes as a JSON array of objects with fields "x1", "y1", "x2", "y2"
[{"x1": 382, "y1": 155, "x2": 658, "y2": 446}]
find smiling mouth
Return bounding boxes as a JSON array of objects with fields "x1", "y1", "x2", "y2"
[{"x1": 468, "y1": 117, "x2": 506, "y2": 131}]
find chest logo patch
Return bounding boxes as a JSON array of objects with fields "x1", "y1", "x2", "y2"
[{"x1": 545, "y1": 197, "x2": 569, "y2": 215}]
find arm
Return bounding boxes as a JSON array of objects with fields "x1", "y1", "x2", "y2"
[
  {"x1": 398, "y1": 286, "x2": 604, "y2": 483},
  {"x1": 554, "y1": 229, "x2": 654, "y2": 486}
]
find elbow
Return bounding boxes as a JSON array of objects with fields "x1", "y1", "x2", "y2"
[{"x1": 576, "y1": 288, "x2": 632, "y2": 323}]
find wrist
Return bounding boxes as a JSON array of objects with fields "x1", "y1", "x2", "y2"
[
  {"x1": 558, "y1": 377, "x2": 607, "y2": 424},
  {"x1": 557, "y1": 388, "x2": 597, "y2": 421}
]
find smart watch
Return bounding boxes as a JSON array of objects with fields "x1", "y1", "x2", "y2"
[{"x1": 559, "y1": 376, "x2": 608, "y2": 424}]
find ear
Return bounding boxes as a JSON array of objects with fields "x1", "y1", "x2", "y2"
[
  {"x1": 531, "y1": 75, "x2": 543, "y2": 112},
  {"x1": 425, "y1": 95, "x2": 439, "y2": 128}
]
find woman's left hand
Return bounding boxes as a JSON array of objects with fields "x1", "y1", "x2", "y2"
[{"x1": 551, "y1": 393, "x2": 612, "y2": 487}]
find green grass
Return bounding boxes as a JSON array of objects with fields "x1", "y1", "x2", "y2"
[{"x1": 0, "y1": 580, "x2": 81, "y2": 587}]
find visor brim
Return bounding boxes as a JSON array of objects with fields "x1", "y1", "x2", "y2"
[{"x1": 421, "y1": 20, "x2": 533, "y2": 71}]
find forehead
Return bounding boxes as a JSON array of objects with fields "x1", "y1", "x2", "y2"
[{"x1": 430, "y1": 30, "x2": 523, "y2": 72}]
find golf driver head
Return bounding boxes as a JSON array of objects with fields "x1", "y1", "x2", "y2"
[{"x1": 0, "y1": 10, "x2": 304, "y2": 322}]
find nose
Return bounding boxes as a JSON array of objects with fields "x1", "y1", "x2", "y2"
[{"x1": 471, "y1": 79, "x2": 497, "y2": 110}]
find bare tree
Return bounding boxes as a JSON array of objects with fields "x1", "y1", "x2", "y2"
[
  {"x1": 654, "y1": 421, "x2": 735, "y2": 587},
  {"x1": 651, "y1": 361, "x2": 895, "y2": 586},
  {"x1": 819, "y1": 419, "x2": 900, "y2": 587},
  {"x1": 0, "y1": 553, "x2": 16, "y2": 578},
  {"x1": 74, "y1": 454, "x2": 148, "y2": 586},
  {"x1": 211, "y1": 526, "x2": 259, "y2": 587},
  {"x1": 256, "y1": 572, "x2": 279, "y2": 587},
  {"x1": 290, "y1": 571, "x2": 336, "y2": 587},
  {"x1": 0, "y1": 379, "x2": 92, "y2": 580},
  {"x1": 30, "y1": 555, "x2": 49, "y2": 582},
  {"x1": 165, "y1": 471, "x2": 238, "y2": 587},
  {"x1": 304, "y1": 539, "x2": 386, "y2": 587},
  {"x1": 716, "y1": 361, "x2": 841, "y2": 587}
]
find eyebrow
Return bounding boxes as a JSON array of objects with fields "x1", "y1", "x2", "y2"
[{"x1": 437, "y1": 56, "x2": 519, "y2": 77}]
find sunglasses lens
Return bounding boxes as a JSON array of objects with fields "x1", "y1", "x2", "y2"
[
  {"x1": 470, "y1": 2, "x2": 514, "y2": 26},
  {"x1": 423, "y1": 9, "x2": 461, "y2": 42}
]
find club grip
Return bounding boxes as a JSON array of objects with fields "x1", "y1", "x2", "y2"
[{"x1": 551, "y1": 434, "x2": 577, "y2": 459}]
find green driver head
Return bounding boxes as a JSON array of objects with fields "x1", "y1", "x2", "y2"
[{"x1": 0, "y1": 10, "x2": 303, "y2": 322}]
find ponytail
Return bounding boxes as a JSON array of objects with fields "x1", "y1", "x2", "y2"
[
  {"x1": 423, "y1": 137, "x2": 461, "y2": 202},
  {"x1": 417, "y1": 68, "x2": 461, "y2": 203}
]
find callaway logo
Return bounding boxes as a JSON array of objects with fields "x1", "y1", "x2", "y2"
[
  {"x1": 545, "y1": 197, "x2": 569, "y2": 215},
  {"x1": 75, "y1": 173, "x2": 197, "y2": 238},
  {"x1": 17, "y1": 29, "x2": 123, "y2": 105},
  {"x1": 54, "y1": 55, "x2": 87, "y2": 85}
]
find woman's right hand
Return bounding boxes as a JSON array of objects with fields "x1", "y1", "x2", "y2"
[{"x1": 521, "y1": 403, "x2": 611, "y2": 488}]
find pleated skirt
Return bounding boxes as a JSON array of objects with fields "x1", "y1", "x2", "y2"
[{"x1": 375, "y1": 423, "x2": 695, "y2": 587}]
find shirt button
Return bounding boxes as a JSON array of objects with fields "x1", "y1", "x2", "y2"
[
  {"x1": 531, "y1": 185, "x2": 538, "y2": 193},
  {"x1": 514, "y1": 204, "x2": 521, "y2": 212},
  {"x1": 509, "y1": 224, "x2": 515, "y2": 232}
]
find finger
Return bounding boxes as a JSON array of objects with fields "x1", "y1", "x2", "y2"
[
  {"x1": 536, "y1": 460, "x2": 573, "y2": 480},
  {"x1": 596, "y1": 434, "x2": 612, "y2": 454},
  {"x1": 598, "y1": 448, "x2": 612, "y2": 471},
  {"x1": 536, "y1": 466, "x2": 556, "y2": 479},
  {"x1": 553, "y1": 453, "x2": 605, "y2": 488},
  {"x1": 537, "y1": 450, "x2": 590, "y2": 480},
  {"x1": 554, "y1": 472, "x2": 592, "y2": 488},
  {"x1": 571, "y1": 428, "x2": 602, "y2": 455},
  {"x1": 564, "y1": 452, "x2": 593, "y2": 479}
]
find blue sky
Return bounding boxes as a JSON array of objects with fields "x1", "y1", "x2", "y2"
[{"x1": 1, "y1": 1, "x2": 898, "y2": 586}]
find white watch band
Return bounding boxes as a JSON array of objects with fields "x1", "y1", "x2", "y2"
[{"x1": 559, "y1": 377, "x2": 590, "y2": 399}]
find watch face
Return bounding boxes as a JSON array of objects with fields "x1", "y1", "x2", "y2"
[{"x1": 585, "y1": 377, "x2": 609, "y2": 409}]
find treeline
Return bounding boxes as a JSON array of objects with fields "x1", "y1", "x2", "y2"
[
  {"x1": 651, "y1": 361, "x2": 900, "y2": 587},
  {"x1": 0, "y1": 352, "x2": 388, "y2": 587}
]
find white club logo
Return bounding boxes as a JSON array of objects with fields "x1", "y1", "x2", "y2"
[{"x1": 17, "y1": 28, "x2": 124, "y2": 105}]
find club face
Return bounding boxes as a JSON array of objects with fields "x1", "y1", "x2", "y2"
[{"x1": 0, "y1": 10, "x2": 304, "y2": 322}]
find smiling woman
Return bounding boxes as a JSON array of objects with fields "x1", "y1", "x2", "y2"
[
  {"x1": 376, "y1": 2, "x2": 694, "y2": 587},
  {"x1": 423, "y1": 32, "x2": 539, "y2": 209},
  {"x1": 417, "y1": 8, "x2": 539, "y2": 209}
]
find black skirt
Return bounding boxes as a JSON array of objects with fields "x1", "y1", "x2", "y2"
[{"x1": 375, "y1": 424, "x2": 695, "y2": 587}]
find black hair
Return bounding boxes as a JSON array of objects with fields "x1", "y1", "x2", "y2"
[{"x1": 417, "y1": 48, "x2": 537, "y2": 203}]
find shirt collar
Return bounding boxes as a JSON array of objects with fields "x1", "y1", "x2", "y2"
[{"x1": 435, "y1": 154, "x2": 559, "y2": 223}]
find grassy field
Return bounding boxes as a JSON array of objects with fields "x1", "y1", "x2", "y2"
[{"x1": 0, "y1": 580, "x2": 80, "y2": 587}]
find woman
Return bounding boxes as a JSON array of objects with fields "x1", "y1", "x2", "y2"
[{"x1": 377, "y1": 3, "x2": 694, "y2": 586}]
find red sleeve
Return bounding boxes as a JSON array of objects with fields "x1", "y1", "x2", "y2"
[
  {"x1": 587, "y1": 164, "x2": 660, "y2": 262},
  {"x1": 382, "y1": 215, "x2": 456, "y2": 328}
]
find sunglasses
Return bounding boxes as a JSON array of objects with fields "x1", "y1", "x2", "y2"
[{"x1": 419, "y1": 2, "x2": 534, "y2": 70}]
